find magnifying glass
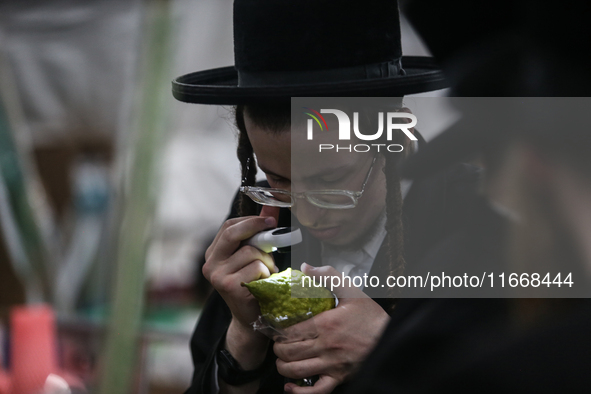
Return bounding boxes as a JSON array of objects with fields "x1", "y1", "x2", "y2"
[{"x1": 244, "y1": 227, "x2": 302, "y2": 253}]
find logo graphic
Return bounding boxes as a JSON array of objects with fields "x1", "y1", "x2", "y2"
[
  {"x1": 304, "y1": 107, "x2": 418, "y2": 153},
  {"x1": 303, "y1": 108, "x2": 329, "y2": 137}
]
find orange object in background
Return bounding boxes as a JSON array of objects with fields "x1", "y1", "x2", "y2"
[
  {"x1": 0, "y1": 305, "x2": 84, "y2": 394},
  {"x1": 10, "y1": 305, "x2": 57, "y2": 394},
  {"x1": 0, "y1": 370, "x2": 10, "y2": 394}
]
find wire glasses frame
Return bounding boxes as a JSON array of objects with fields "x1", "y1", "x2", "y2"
[{"x1": 240, "y1": 155, "x2": 378, "y2": 209}]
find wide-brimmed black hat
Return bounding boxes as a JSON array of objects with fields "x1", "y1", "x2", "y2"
[
  {"x1": 401, "y1": 0, "x2": 591, "y2": 179},
  {"x1": 172, "y1": 0, "x2": 447, "y2": 105}
]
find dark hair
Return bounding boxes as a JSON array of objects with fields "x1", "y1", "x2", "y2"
[
  {"x1": 235, "y1": 102, "x2": 407, "y2": 306},
  {"x1": 235, "y1": 104, "x2": 258, "y2": 216}
]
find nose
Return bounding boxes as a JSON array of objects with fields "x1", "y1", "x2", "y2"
[
  {"x1": 290, "y1": 198, "x2": 328, "y2": 228},
  {"x1": 259, "y1": 205, "x2": 280, "y2": 223}
]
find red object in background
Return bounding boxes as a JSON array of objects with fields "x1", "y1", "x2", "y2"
[
  {"x1": 10, "y1": 305, "x2": 57, "y2": 394},
  {"x1": 0, "y1": 370, "x2": 10, "y2": 394},
  {"x1": 0, "y1": 305, "x2": 85, "y2": 394}
]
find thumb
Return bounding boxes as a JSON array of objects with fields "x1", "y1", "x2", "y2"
[{"x1": 300, "y1": 263, "x2": 366, "y2": 299}]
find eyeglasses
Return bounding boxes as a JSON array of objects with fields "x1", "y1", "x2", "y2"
[{"x1": 240, "y1": 156, "x2": 377, "y2": 209}]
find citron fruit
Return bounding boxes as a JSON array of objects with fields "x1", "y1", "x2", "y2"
[{"x1": 243, "y1": 268, "x2": 335, "y2": 328}]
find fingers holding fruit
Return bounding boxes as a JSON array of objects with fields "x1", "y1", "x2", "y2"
[
  {"x1": 269, "y1": 264, "x2": 389, "y2": 392},
  {"x1": 284, "y1": 375, "x2": 339, "y2": 394}
]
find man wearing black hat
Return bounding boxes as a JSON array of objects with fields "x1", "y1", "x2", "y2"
[
  {"x1": 173, "y1": 1, "x2": 482, "y2": 393},
  {"x1": 341, "y1": 1, "x2": 591, "y2": 393}
]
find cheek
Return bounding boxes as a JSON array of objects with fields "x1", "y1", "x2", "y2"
[
  {"x1": 351, "y1": 189, "x2": 386, "y2": 225},
  {"x1": 364, "y1": 177, "x2": 387, "y2": 207},
  {"x1": 333, "y1": 211, "x2": 367, "y2": 237},
  {"x1": 345, "y1": 210, "x2": 371, "y2": 229}
]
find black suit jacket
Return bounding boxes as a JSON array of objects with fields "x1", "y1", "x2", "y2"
[
  {"x1": 342, "y1": 198, "x2": 511, "y2": 394},
  {"x1": 185, "y1": 161, "x2": 481, "y2": 394},
  {"x1": 344, "y1": 198, "x2": 591, "y2": 394},
  {"x1": 427, "y1": 300, "x2": 591, "y2": 394}
]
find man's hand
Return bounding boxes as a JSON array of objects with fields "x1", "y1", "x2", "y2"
[
  {"x1": 273, "y1": 264, "x2": 390, "y2": 393},
  {"x1": 203, "y1": 206, "x2": 281, "y2": 381},
  {"x1": 204, "y1": 214, "x2": 278, "y2": 330}
]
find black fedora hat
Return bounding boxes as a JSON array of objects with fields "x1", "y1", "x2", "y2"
[
  {"x1": 401, "y1": 0, "x2": 591, "y2": 179},
  {"x1": 172, "y1": 0, "x2": 448, "y2": 105}
]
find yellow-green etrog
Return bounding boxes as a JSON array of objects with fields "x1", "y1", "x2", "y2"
[{"x1": 242, "y1": 268, "x2": 335, "y2": 328}]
